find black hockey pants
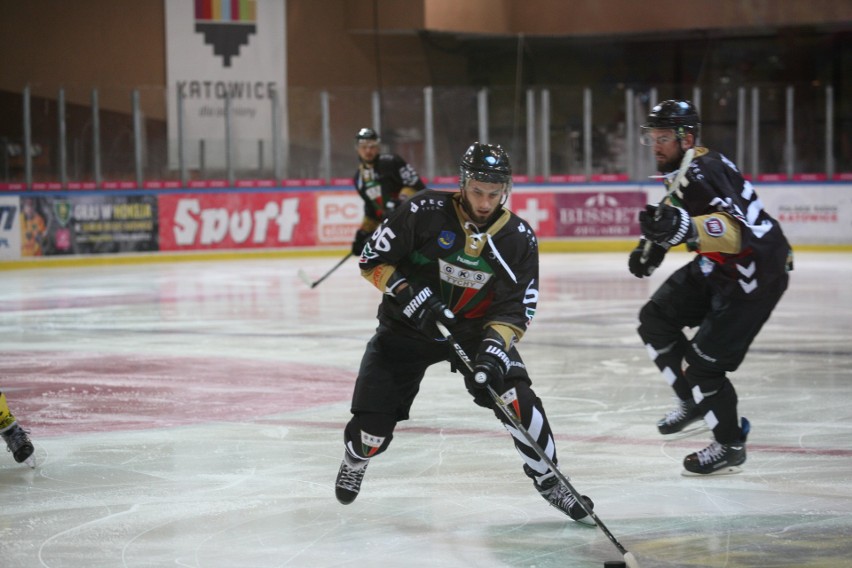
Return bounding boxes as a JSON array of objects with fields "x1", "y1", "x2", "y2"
[
  {"x1": 343, "y1": 324, "x2": 561, "y2": 481},
  {"x1": 638, "y1": 259, "x2": 787, "y2": 443}
]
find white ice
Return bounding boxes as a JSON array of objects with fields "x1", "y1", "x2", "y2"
[{"x1": 1, "y1": 251, "x2": 851, "y2": 567}]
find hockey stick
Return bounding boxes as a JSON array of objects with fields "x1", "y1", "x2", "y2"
[
  {"x1": 435, "y1": 322, "x2": 641, "y2": 568},
  {"x1": 640, "y1": 147, "x2": 695, "y2": 263},
  {"x1": 297, "y1": 253, "x2": 353, "y2": 289}
]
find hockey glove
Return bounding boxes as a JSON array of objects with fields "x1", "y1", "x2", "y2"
[
  {"x1": 396, "y1": 284, "x2": 456, "y2": 333},
  {"x1": 351, "y1": 229, "x2": 371, "y2": 256},
  {"x1": 628, "y1": 238, "x2": 667, "y2": 278},
  {"x1": 639, "y1": 203, "x2": 697, "y2": 248},
  {"x1": 471, "y1": 338, "x2": 510, "y2": 391}
]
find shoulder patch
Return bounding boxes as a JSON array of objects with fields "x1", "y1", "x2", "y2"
[
  {"x1": 703, "y1": 216, "x2": 726, "y2": 238},
  {"x1": 438, "y1": 231, "x2": 456, "y2": 249}
]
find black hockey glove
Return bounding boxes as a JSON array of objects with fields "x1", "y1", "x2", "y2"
[
  {"x1": 396, "y1": 284, "x2": 456, "y2": 333},
  {"x1": 471, "y1": 338, "x2": 510, "y2": 391},
  {"x1": 351, "y1": 229, "x2": 370, "y2": 256},
  {"x1": 639, "y1": 203, "x2": 697, "y2": 248},
  {"x1": 628, "y1": 238, "x2": 667, "y2": 278},
  {"x1": 639, "y1": 203, "x2": 698, "y2": 247}
]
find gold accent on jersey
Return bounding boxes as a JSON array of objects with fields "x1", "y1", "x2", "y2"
[
  {"x1": 485, "y1": 322, "x2": 524, "y2": 346},
  {"x1": 450, "y1": 193, "x2": 512, "y2": 258},
  {"x1": 362, "y1": 263, "x2": 398, "y2": 292},
  {"x1": 694, "y1": 212, "x2": 742, "y2": 253}
]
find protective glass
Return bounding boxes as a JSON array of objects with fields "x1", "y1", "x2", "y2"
[{"x1": 640, "y1": 133, "x2": 676, "y2": 146}]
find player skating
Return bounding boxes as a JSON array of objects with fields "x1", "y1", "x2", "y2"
[
  {"x1": 350, "y1": 127, "x2": 426, "y2": 256},
  {"x1": 629, "y1": 100, "x2": 792, "y2": 475},
  {"x1": 1, "y1": 390, "x2": 35, "y2": 468},
  {"x1": 335, "y1": 142, "x2": 594, "y2": 522}
]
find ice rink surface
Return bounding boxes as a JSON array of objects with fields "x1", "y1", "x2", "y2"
[{"x1": 1, "y1": 250, "x2": 850, "y2": 568}]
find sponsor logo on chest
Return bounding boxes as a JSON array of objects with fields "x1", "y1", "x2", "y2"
[{"x1": 438, "y1": 258, "x2": 492, "y2": 289}]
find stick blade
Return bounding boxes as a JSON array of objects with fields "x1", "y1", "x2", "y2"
[
  {"x1": 623, "y1": 551, "x2": 641, "y2": 568},
  {"x1": 297, "y1": 269, "x2": 314, "y2": 288}
]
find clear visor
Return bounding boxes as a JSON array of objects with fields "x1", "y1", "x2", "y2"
[{"x1": 640, "y1": 128, "x2": 677, "y2": 146}]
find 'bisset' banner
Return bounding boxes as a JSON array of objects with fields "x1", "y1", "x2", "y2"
[{"x1": 164, "y1": 0, "x2": 285, "y2": 170}]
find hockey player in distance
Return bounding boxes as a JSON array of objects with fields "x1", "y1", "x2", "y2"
[
  {"x1": 1, "y1": 390, "x2": 35, "y2": 468},
  {"x1": 335, "y1": 142, "x2": 594, "y2": 523},
  {"x1": 350, "y1": 127, "x2": 426, "y2": 256},
  {"x1": 629, "y1": 100, "x2": 792, "y2": 475}
]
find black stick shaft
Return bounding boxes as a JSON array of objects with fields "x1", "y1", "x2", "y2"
[
  {"x1": 436, "y1": 322, "x2": 633, "y2": 558},
  {"x1": 310, "y1": 253, "x2": 353, "y2": 288}
]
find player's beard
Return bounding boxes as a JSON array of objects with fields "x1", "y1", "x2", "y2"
[
  {"x1": 657, "y1": 148, "x2": 685, "y2": 174},
  {"x1": 459, "y1": 195, "x2": 498, "y2": 227}
]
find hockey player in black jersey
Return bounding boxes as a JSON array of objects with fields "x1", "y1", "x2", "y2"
[
  {"x1": 350, "y1": 127, "x2": 426, "y2": 256},
  {"x1": 335, "y1": 142, "x2": 594, "y2": 523},
  {"x1": 629, "y1": 100, "x2": 792, "y2": 475}
]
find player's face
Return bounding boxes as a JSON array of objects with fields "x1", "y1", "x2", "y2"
[
  {"x1": 356, "y1": 141, "x2": 380, "y2": 163},
  {"x1": 462, "y1": 179, "x2": 506, "y2": 226},
  {"x1": 645, "y1": 128, "x2": 692, "y2": 172}
]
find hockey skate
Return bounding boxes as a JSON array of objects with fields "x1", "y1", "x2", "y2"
[
  {"x1": 682, "y1": 417, "x2": 750, "y2": 476},
  {"x1": 1, "y1": 421, "x2": 35, "y2": 468},
  {"x1": 335, "y1": 451, "x2": 369, "y2": 504},
  {"x1": 657, "y1": 397, "x2": 702, "y2": 435},
  {"x1": 527, "y1": 466, "x2": 595, "y2": 525}
]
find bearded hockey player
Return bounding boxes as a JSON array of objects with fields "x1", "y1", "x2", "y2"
[
  {"x1": 350, "y1": 127, "x2": 426, "y2": 256},
  {"x1": 334, "y1": 141, "x2": 594, "y2": 523},
  {"x1": 629, "y1": 100, "x2": 792, "y2": 475}
]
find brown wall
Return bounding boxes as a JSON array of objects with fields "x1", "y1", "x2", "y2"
[
  {"x1": 426, "y1": 0, "x2": 851, "y2": 36},
  {"x1": 1, "y1": 0, "x2": 849, "y2": 112},
  {"x1": 0, "y1": 0, "x2": 165, "y2": 112},
  {"x1": 288, "y1": 0, "x2": 430, "y2": 89}
]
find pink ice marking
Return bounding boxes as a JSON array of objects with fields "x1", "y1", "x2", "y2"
[{"x1": 1, "y1": 351, "x2": 354, "y2": 437}]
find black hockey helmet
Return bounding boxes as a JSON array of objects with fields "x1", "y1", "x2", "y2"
[
  {"x1": 355, "y1": 127, "x2": 380, "y2": 143},
  {"x1": 459, "y1": 142, "x2": 512, "y2": 193},
  {"x1": 641, "y1": 100, "x2": 701, "y2": 141}
]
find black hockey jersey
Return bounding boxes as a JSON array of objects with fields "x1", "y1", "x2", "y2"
[
  {"x1": 359, "y1": 190, "x2": 540, "y2": 342},
  {"x1": 354, "y1": 154, "x2": 426, "y2": 224},
  {"x1": 665, "y1": 147, "x2": 792, "y2": 298}
]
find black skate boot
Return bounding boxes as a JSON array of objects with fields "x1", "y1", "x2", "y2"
[
  {"x1": 526, "y1": 466, "x2": 595, "y2": 525},
  {"x1": 1, "y1": 421, "x2": 35, "y2": 468},
  {"x1": 657, "y1": 398, "x2": 702, "y2": 435},
  {"x1": 682, "y1": 417, "x2": 750, "y2": 476},
  {"x1": 335, "y1": 451, "x2": 369, "y2": 504}
]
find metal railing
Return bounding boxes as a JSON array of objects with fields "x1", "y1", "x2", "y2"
[{"x1": 1, "y1": 82, "x2": 848, "y2": 188}]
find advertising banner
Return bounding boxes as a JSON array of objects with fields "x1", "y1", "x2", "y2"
[
  {"x1": 8, "y1": 195, "x2": 158, "y2": 256},
  {"x1": 510, "y1": 189, "x2": 646, "y2": 238},
  {"x1": 315, "y1": 191, "x2": 363, "y2": 245},
  {"x1": 165, "y1": 0, "x2": 286, "y2": 170},
  {"x1": 0, "y1": 196, "x2": 22, "y2": 260},
  {"x1": 757, "y1": 184, "x2": 852, "y2": 245},
  {"x1": 158, "y1": 191, "x2": 316, "y2": 250}
]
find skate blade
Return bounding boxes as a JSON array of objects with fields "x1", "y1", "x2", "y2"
[
  {"x1": 23, "y1": 455, "x2": 36, "y2": 468},
  {"x1": 681, "y1": 465, "x2": 743, "y2": 477}
]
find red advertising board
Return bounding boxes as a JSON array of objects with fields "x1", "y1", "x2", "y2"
[
  {"x1": 158, "y1": 191, "x2": 318, "y2": 250},
  {"x1": 511, "y1": 190, "x2": 646, "y2": 238},
  {"x1": 157, "y1": 190, "x2": 364, "y2": 251}
]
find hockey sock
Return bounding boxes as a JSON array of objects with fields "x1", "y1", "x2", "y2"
[
  {"x1": 641, "y1": 335, "x2": 691, "y2": 401},
  {"x1": 496, "y1": 383, "x2": 558, "y2": 479},
  {"x1": 344, "y1": 412, "x2": 396, "y2": 459},
  {"x1": 687, "y1": 371, "x2": 742, "y2": 444}
]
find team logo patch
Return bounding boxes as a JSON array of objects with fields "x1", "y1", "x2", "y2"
[
  {"x1": 360, "y1": 431, "x2": 385, "y2": 458},
  {"x1": 703, "y1": 217, "x2": 726, "y2": 238},
  {"x1": 438, "y1": 230, "x2": 456, "y2": 249}
]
